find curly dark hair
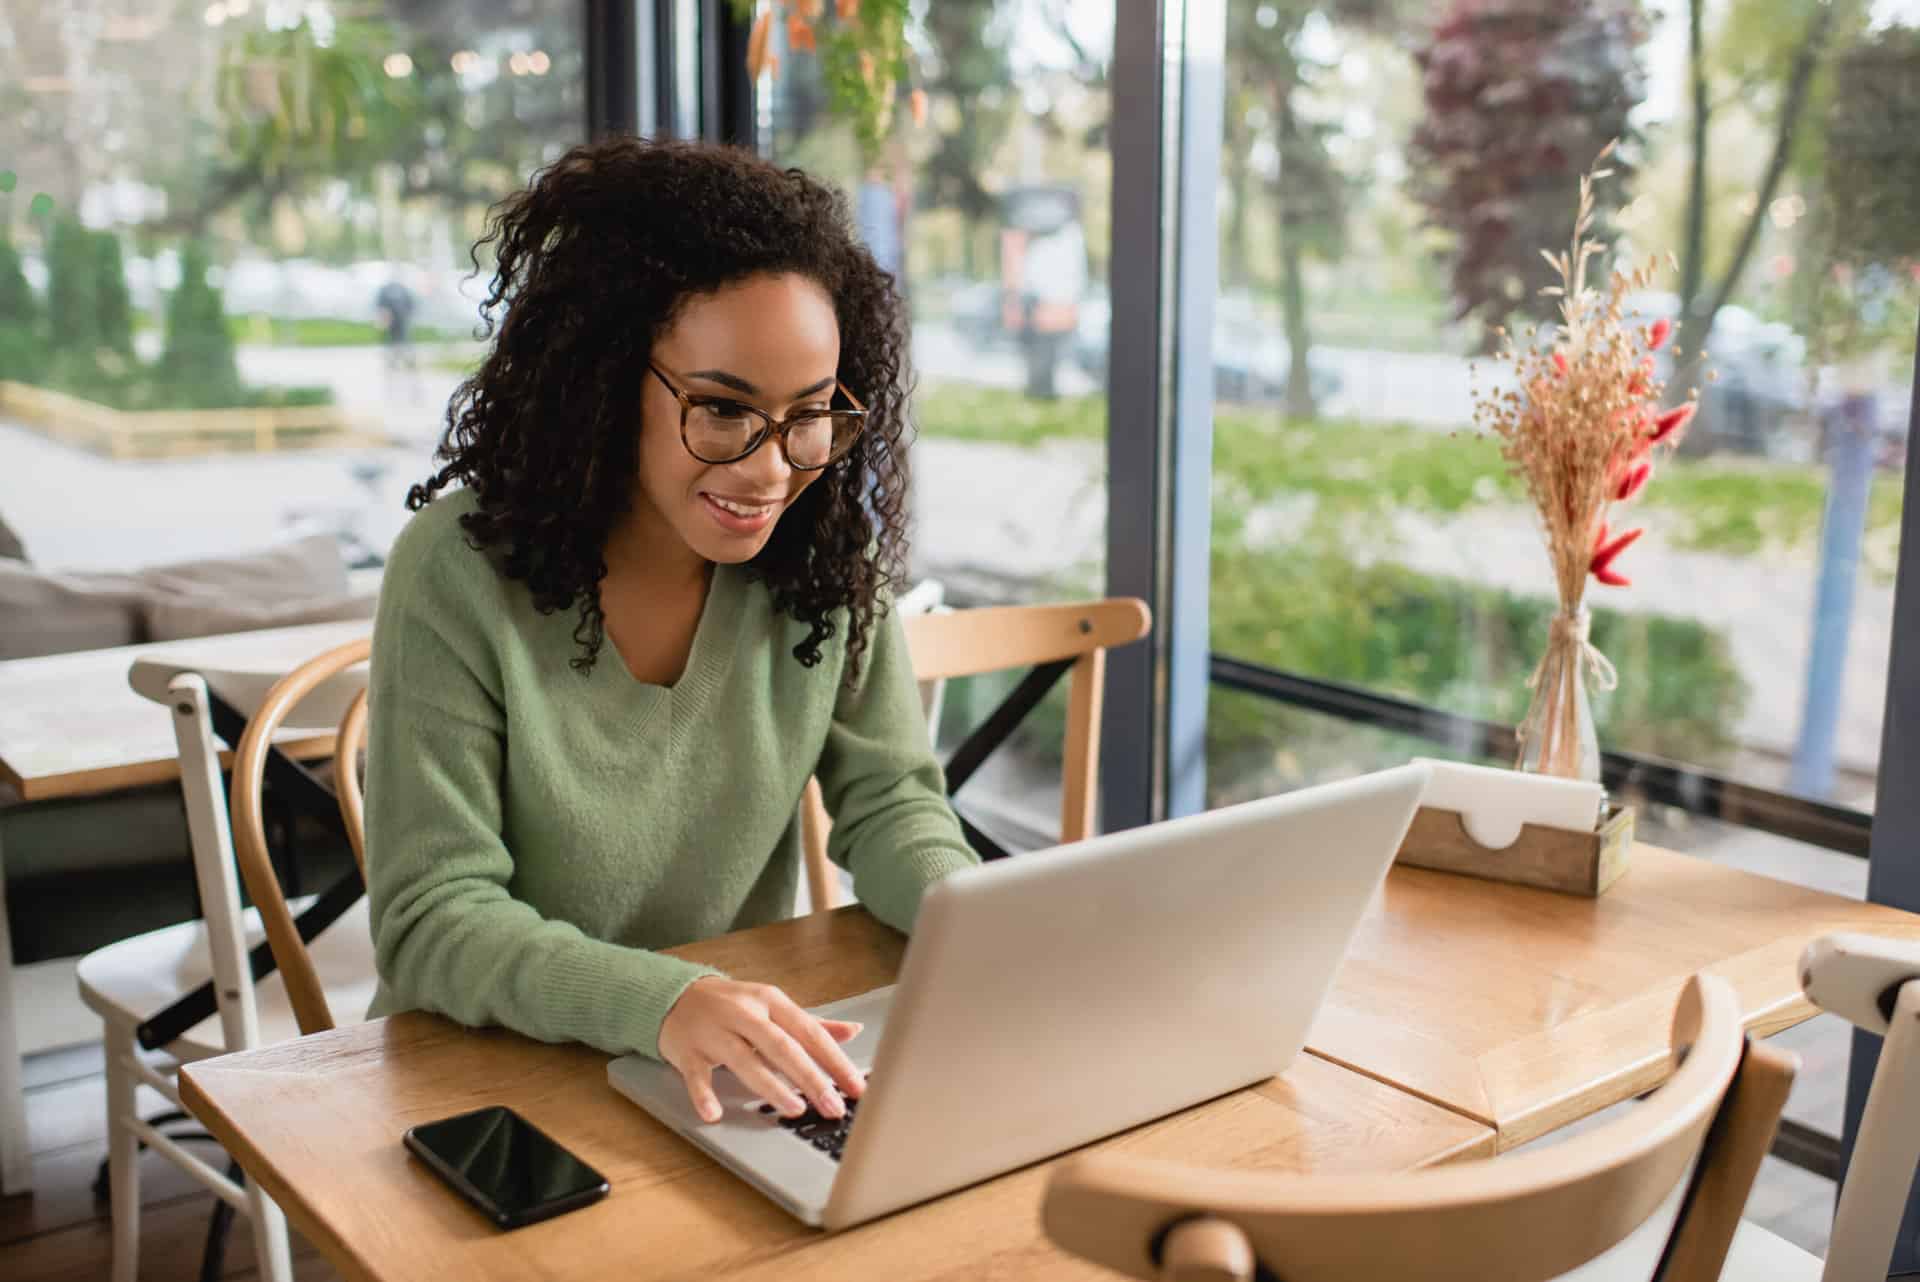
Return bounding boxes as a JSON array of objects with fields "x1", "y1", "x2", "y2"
[{"x1": 407, "y1": 136, "x2": 912, "y2": 679}]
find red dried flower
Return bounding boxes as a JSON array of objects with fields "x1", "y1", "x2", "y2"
[
  {"x1": 1647, "y1": 317, "x2": 1671, "y2": 351},
  {"x1": 787, "y1": 13, "x2": 816, "y2": 52},
  {"x1": 1614, "y1": 459, "x2": 1652, "y2": 502},
  {"x1": 1590, "y1": 525, "x2": 1644, "y2": 587},
  {"x1": 1649, "y1": 403, "x2": 1695, "y2": 445}
]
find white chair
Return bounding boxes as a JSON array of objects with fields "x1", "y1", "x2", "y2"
[
  {"x1": 1801, "y1": 931, "x2": 1920, "y2": 1282},
  {"x1": 1043, "y1": 973, "x2": 1820, "y2": 1281},
  {"x1": 75, "y1": 637, "x2": 374, "y2": 1282}
]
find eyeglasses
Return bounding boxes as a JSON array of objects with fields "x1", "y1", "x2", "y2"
[{"x1": 648, "y1": 363, "x2": 867, "y2": 471}]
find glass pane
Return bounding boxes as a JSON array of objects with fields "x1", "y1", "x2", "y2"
[
  {"x1": 1204, "y1": 1, "x2": 1913, "y2": 830},
  {"x1": 756, "y1": 2, "x2": 1116, "y2": 847},
  {"x1": 1204, "y1": 10, "x2": 1914, "y2": 1254},
  {"x1": 2, "y1": 3, "x2": 583, "y2": 573}
]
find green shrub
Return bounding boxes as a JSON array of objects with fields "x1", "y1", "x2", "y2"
[
  {"x1": 1205, "y1": 538, "x2": 1748, "y2": 774},
  {"x1": 92, "y1": 231, "x2": 134, "y2": 358},
  {"x1": 46, "y1": 215, "x2": 97, "y2": 356},
  {"x1": 0, "y1": 235, "x2": 43, "y2": 381},
  {"x1": 156, "y1": 240, "x2": 243, "y2": 407}
]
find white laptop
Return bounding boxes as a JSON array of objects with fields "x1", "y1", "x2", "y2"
[{"x1": 607, "y1": 762, "x2": 1429, "y2": 1230}]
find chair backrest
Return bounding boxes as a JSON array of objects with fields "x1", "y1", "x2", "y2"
[
  {"x1": 334, "y1": 686, "x2": 371, "y2": 879},
  {"x1": 228, "y1": 637, "x2": 372, "y2": 1038},
  {"x1": 1042, "y1": 973, "x2": 1796, "y2": 1282},
  {"x1": 1802, "y1": 931, "x2": 1920, "y2": 1282},
  {"x1": 801, "y1": 596, "x2": 1151, "y2": 913}
]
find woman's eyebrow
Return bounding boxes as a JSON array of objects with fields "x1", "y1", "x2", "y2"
[{"x1": 684, "y1": 370, "x2": 836, "y2": 402}]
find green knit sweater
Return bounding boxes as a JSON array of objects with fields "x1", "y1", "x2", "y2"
[{"x1": 363, "y1": 488, "x2": 978, "y2": 1058}]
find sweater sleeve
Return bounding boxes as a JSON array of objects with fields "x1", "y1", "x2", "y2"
[
  {"x1": 363, "y1": 533, "x2": 718, "y2": 1060},
  {"x1": 814, "y1": 603, "x2": 980, "y2": 933}
]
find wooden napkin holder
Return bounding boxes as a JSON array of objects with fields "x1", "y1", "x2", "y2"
[{"x1": 1395, "y1": 802, "x2": 1636, "y2": 897}]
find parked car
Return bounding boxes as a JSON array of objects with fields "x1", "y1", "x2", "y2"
[{"x1": 1619, "y1": 292, "x2": 1810, "y2": 457}]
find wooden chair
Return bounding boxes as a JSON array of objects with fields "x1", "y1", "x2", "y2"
[
  {"x1": 334, "y1": 685, "x2": 371, "y2": 877},
  {"x1": 1800, "y1": 931, "x2": 1920, "y2": 1282},
  {"x1": 77, "y1": 636, "x2": 374, "y2": 1282},
  {"x1": 1042, "y1": 973, "x2": 1822, "y2": 1282},
  {"x1": 228, "y1": 637, "x2": 374, "y2": 1038},
  {"x1": 802, "y1": 597, "x2": 1152, "y2": 912}
]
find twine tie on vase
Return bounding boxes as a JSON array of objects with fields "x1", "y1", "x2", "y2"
[{"x1": 1525, "y1": 608, "x2": 1619, "y2": 696}]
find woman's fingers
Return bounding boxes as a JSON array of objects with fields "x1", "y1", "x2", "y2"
[
  {"x1": 821, "y1": 1018, "x2": 864, "y2": 1043},
  {"x1": 743, "y1": 1018, "x2": 848, "y2": 1117},
  {"x1": 723, "y1": 1042, "x2": 809, "y2": 1118},
  {"x1": 678, "y1": 1058, "x2": 725, "y2": 1124},
  {"x1": 768, "y1": 1003, "x2": 866, "y2": 1101}
]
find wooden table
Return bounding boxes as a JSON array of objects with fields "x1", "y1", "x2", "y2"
[
  {"x1": 1309, "y1": 844, "x2": 1920, "y2": 1147},
  {"x1": 180, "y1": 909, "x2": 1494, "y2": 1282},
  {"x1": 0, "y1": 618, "x2": 370, "y2": 1194},
  {"x1": 0, "y1": 618, "x2": 370, "y2": 802},
  {"x1": 178, "y1": 845, "x2": 1920, "y2": 1279}
]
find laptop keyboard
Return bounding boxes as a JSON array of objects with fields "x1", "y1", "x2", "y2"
[{"x1": 757, "y1": 1084, "x2": 868, "y2": 1162}]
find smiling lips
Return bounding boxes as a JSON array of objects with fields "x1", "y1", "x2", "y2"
[{"x1": 701, "y1": 491, "x2": 782, "y2": 533}]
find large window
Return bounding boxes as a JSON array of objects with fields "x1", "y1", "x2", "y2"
[
  {"x1": 0, "y1": 1, "x2": 584, "y2": 571},
  {"x1": 1200, "y1": 3, "x2": 1918, "y2": 1250},
  {"x1": 755, "y1": 1, "x2": 1116, "y2": 847},
  {"x1": 1201, "y1": 2, "x2": 1913, "y2": 824}
]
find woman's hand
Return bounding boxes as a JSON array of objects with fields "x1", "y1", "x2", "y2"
[{"x1": 657, "y1": 977, "x2": 867, "y2": 1123}]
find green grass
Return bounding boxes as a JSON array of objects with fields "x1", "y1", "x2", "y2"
[
  {"x1": 914, "y1": 382, "x2": 1106, "y2": 448},
  {"x1": 229, "y1": 315, "x2": 464, "y2": 347},
  {"x1": 913, "y1": 381, "x2": 1904, "y2": 559}
]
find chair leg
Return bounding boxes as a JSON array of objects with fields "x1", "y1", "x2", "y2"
[
  {"x1": 92, "y1": 1114, "x2": 220, "y2": 1200},
  {"x1": 243, "y1": 1155, "x2": 295, "y2": 1282},
  {"x1": 1828, "y1": 980, "x2": 1920, "y2": 1282},
  {"x1": 103, "y1": 1024, "x2": 142, "y2": 1282},
  {"x1": 199, "y1": 1161, "x2": 241, "y2": 1282}
]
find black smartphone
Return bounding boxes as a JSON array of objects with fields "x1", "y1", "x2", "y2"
[{"x1": 402, "y1": 1105, "x2": 609, "y2": 1229}]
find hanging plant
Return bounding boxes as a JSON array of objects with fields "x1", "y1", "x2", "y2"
[{"x1": 732, "y1": 0, "x2": 926, "y2": 160}]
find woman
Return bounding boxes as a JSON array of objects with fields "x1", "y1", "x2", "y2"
[{"x1": 363, "y1": 137, "x2": 978, "y2": 1127}]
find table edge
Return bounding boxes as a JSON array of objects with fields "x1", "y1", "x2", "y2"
[{"x1": 179, "y1": 1060, "x2": 385, "y2": 1282}]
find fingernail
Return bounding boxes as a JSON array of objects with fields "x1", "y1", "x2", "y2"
[{"x1": 822, "y1": 1094, "x2": 845, "y2": 1119}]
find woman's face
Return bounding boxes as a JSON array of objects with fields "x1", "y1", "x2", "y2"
[{"x1": 635, "y1": 272, "x2": 842, "y2": 568}]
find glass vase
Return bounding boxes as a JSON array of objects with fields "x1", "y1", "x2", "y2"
[{"x1": 1516, "y1": 607, "x2": 1603, "y2": 783}]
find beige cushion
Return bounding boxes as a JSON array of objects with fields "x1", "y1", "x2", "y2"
[
  {"x1": 143, "y1": 588, "x2": 377, "y2": 643},
  {"x1": 0, "y1": 510, "x2": 26, "y2": 562},
  {"x1": 137, "y1": 533, "x2": 362, "y2": 642},
  {"x1": 136, "y1": 533, "x2": 349, "y2": 608},
  {"x1": 0, "y1": 533, "x2": 357, "y2": 658},
  {"x1": 0, "y1": 559, "x2": 145, "y2": 658}
]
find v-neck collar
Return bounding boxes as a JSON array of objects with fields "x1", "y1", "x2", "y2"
[{"x1": 598, "y1": 563, "x2": 743, "y2": 733}]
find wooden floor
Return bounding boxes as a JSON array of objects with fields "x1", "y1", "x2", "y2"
[{"x1": 2, "y1": 1043, "x2": 340, "y2": 1282}]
